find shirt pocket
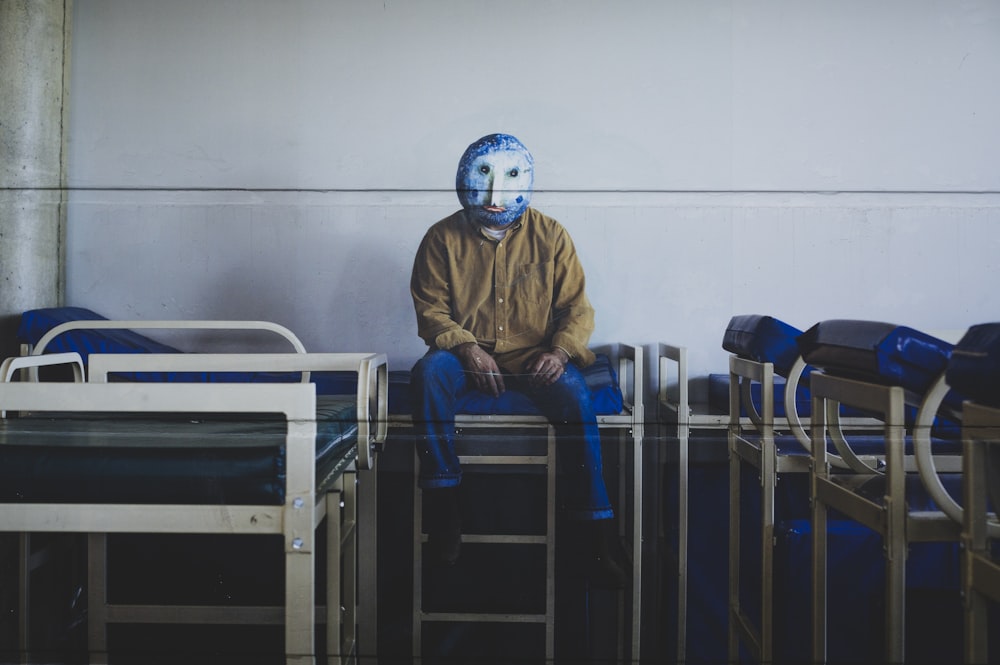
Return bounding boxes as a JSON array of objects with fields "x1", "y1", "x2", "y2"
[{"x1": 512, "y1": 261, "x2": 554, "y2": 306}]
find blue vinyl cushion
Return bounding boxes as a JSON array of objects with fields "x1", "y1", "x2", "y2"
[
  {"x1": 722, "y1": 314, "x2": 804, "y2": 378},
  {"x1": 19, "y1": 307, "x2": 181, "y2": 356},
  {"x1": 946, "y1": 322, "x2": 1000, "y2": 407},
  {"x1": 18, "y1": 307, "x2": 376, "y2": 395},
  {"x1": 796, "y1": 319, "x2": 953, "y2": 397},
  {"x1": 316, "y1": 354, "x2": 624, "y2": 416},
  {"x1": 19, "y1": 307, "x2": 625, "y2": 416}
]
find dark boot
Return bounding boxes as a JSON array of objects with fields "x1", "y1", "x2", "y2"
[
  {"x1": 566, "y1": 519, "x2": 628, "y2": 588},
  {"x1": 423, "y1": 486, "x2": 462, "y2": 565}
]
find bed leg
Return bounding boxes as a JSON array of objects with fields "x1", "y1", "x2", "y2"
[
  {"x1": 811, "y1": 398, "x2": 828, "y2": 665},
  {"x1": 17, "y1": 533, "x2": 30, "y2": 664},
  {"x1": 87, "y1": 533, "x2": 109, "y2": 665},
  {"x1": 357, "y1": 459, "x2": 378, "y2": 659},
  {"x1": 326, "y1": 487, "x2": 343, "y2": 665},
  {"x1": 728, "y1": 432, "x2": 742, "y2": 663},
  {"x1": 285, "y1": 534, "x2": 317, "y2": 665},
  {"x1": 327, "y1": 471, "x2": 358, "y2": 665}
]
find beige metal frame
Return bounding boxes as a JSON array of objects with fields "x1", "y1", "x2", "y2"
[
  {"x1": 658, "y1": 344, "x2": 798, "y2": 662},
  {"x1": 809, "y1": 371, "x2": 962, "y2": 664},
  {"x1": 3, "y1": 345, "x2": 386, "y2": 665},
  {"x1": 657, "y1": 343, "x2": 722, "y2": 663},
  {"x1": 726, "y1": 356, "x2": 812, "y2": 663},
  {"x1": 22, "y1": 319, "x2": 388, "y2": 656},
  {"x1": 412, "y1": 419, "x2": 558, "y2": 660},
  {"x1": 961, "y1": 401, "x2": 1000, "y2": 664},
  {"x1": 725, "y1": 355, "x2": 888, "y2": 663},
  {"x1": 396, "y1": 342, "x2": 645, "y2": 662}
]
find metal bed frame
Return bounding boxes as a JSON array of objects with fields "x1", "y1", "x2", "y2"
[
  {"x1": 961, "y1": 400, "x2": 1000, "y2": 664},
  {"x1": 393, "y1": 343, "x2": 645, "y2": 662},
  {"x1": 725, "y1": 353, "x2": 892, "y2": 663},
  {"x1": 808, "y1": 371, "x2": 963, "y2": 663},
  {"x1": 5, "y1": 321, "x2": 387, "y2": 665},
  {"x1": 656, "y1": 343, "x2": 723, "y2": 662},
  {"x1": 658, "y1": 343, "x2": 800, "y2": 663},
  {"x1": 726, "y1": 355, "x2": 809, "y2": 663}
]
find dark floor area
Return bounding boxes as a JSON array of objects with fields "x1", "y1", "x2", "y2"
[{"x1": 1, "y1": 430, "x2": 998, "y2": 664}]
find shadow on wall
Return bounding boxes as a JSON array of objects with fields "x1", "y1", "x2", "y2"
[
  {"x1": 197, "y1": 230, "x2": 421, "y2": 359},
  {"x1": 0, "y1": 316, "x2": 23, "y2": 361}
]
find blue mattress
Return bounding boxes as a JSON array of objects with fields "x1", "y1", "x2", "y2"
[
  {"x1": 947, "y1": 322, "x2": 1000, "y2": 407},
  {"x1": 722, "y1": 314, "x2": 805, "y2": 378},
  {"x1": 19, "y1": 307, "x2": 626, "y2": 417},
  {"x1": 665, "y1": 463, "x2": 967, "y2": 663},
  {"x1": 708, "y1": 372, "x2": 811, "y2": 418},
  {"x1": 316, "y1": 353, "x2": 623, "y2": 416},
  {"x1": 796, "y1": 319, "x2": 953, "y2": 398},
  {"x1": 719, "y1": 314, "x2": 848, "y2": 419},
  {"x1": 0, "y1": 396, "x2": 357, "y2": 505}
]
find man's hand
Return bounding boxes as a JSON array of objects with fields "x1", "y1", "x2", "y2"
[
  {"x1": 453, "y1": 342, "x2": 505, "y2": 397},
  {"x1": 527, "y1": 348, "x2": 570, "y2": 387}
]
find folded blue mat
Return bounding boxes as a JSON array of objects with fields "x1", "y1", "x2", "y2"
[
  {"x1": 796, "y1": 319, "x2": 952, "y2": 397},
  {"x1": 795, "y1": 319, "x2": 966, "y2": 438},
  {"x1": 722, "y1": 314, "x2": 805, "y2": 378},
  {"x1": 946, "y1": 322, "x2": 1000, "y2": 407},
  {"x1": 19, "y1": 306, "x2": 181, "y2": 356}
]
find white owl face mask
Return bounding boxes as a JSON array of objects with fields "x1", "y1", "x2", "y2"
[{"x1": 456, "y1": 133, "x2": 534, "y2": 228}]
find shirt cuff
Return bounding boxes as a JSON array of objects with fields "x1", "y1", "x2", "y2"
[
  {"x1": 551, "y1": 334, "x2": 596, "y2": 367},
  {"x1": 434, "y1": 329, "x2": 478, "y2": 351},
  {"x1": 552, "y1": 345, "x2": 572, "y2": 363}
]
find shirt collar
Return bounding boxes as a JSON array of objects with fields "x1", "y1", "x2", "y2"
[{"x1": 464, "y1": 209, "x2": 526, "y2": 241}]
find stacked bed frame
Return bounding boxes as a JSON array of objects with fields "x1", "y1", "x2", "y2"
[
  {"x1": 3, "y1": 313, "x2": 387, "y2": 665},
  {"x1": 661, "y1": 315, "x2": 996, "y2": 664},
  {"x1": 10, "y1": 308, "x2": 647, "y2": 663}
]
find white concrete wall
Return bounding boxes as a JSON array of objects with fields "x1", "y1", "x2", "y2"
[{"x1": 64, "y1": 0, "x2": 1000, "y2": 397}]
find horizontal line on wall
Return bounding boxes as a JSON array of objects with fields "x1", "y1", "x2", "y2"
[{"x1": 4, "y1": 186, "x2": 1000, "y2": 195}]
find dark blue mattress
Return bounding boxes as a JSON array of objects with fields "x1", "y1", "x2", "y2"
[
  {"x1": 722, "y1": 314, "x2": 804, "y2": 378},
  {"x1": 797, "y1": 319, "x2": 954, "y2": 398},
  {"x1": 708, "y1": 372, "x2": 810, "y2": 418},
  {"x1": 0, "y1": 396, "x2": 357, "y2": 505},
  {"x1": 947, "y1": 322, "x2": 1000, "y2": 407},
  {"x1": 315, "y1": 354, "x2": 624, "y2": 416},
  {"x1": 19, "y1": 307, "x2": 626, "y2": 417}
]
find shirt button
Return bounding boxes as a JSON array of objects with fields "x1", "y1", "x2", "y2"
[
  {"x1": 498, "y1": 298, "x2": 504, "y2": 303},
  {"x1": 498, "y1": 326, "x2": 504, "y2": 332}
]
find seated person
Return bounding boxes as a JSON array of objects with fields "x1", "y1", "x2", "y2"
[{"x1": 409, "y1": 133, "x2": 623, "y2": 586}]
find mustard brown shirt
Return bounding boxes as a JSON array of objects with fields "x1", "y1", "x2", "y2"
[{"x1": 411, "y1": 207, "x2": 596, "y2": 374}]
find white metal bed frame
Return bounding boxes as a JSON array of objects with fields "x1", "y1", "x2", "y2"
[
  {"x1": 961, "y1": 400, "x2": 1000, "y2": 664},
  {"x1": 394, "y1": 342, "x2": 645, "y2": 662},
  {"x1": 6, "y1": 320, "x2": 388, "y2": 665},
  {"x1": 658, "y1": 343, "x2": 781, "y2": 663}
]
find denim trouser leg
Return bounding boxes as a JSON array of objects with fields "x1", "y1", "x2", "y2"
[
  {"x1": 514, "y1": 364, "x2": 614, "y2": 521},
  {"x1": 410, "y1": 350, "x2": 466, "y2": 489},
  {"x1": 410, "y1": 350, "x2": 614, "y2": 520}
]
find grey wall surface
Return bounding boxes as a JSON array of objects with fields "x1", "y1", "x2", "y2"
[{"x1": 62, "y1": 1, "x2": 1000, "y2": 392}]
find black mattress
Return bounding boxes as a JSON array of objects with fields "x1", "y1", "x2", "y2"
[{"x1": 0, "y1": 396, "x2": 357, "y2": 505}]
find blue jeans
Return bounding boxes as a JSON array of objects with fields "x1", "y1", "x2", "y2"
[{"x1": 410, "y1": 349, "x2": 614, "y2": 521}]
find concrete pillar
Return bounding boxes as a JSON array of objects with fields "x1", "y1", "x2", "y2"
[{"x1": 0, "y1": 0, "x2": 71, "y2": 359}]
